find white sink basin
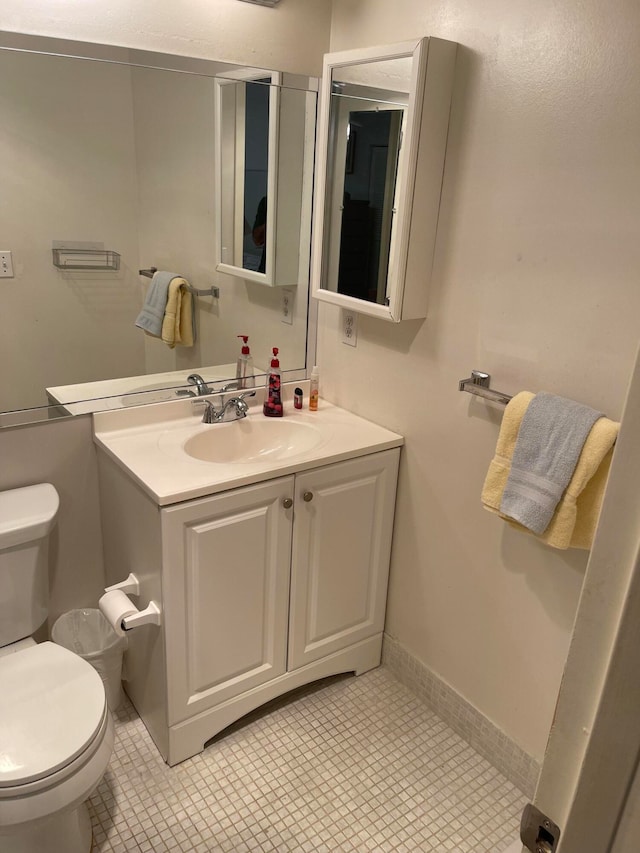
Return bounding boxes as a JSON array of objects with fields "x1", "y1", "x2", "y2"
[
  {"x1": 183, "y1": 418, "x2": 324, "y2": 464},
  {"x1": 94, "y1": 400, "x2": 404, "y2": 505}
]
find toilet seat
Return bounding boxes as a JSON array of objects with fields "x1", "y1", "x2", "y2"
[
  {"x1": 0, "y1": 643, "x2": 114, "y2": 835},
  {"x1": 0, "y1": 642, "x2": 106, "y2": 788},
  {"x1": 0, "y1": 704, "x2": 114, "y2": 835}
]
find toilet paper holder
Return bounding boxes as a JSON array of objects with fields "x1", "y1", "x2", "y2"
[{"x1": 104, "y1": 573, "x2": 162, "y2": 630}]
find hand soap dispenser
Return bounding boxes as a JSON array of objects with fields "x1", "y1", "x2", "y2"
[
  {"x1": 263, "y1": 347, "x2": 283, "y2": 417},
  {"x1": 236, "y1": 335, "x2": 255, "y2": 389}
]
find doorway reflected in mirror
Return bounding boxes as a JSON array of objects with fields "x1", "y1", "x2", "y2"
[{"x1": 337, "y1": 109, "x2": 402, "y2": 304}]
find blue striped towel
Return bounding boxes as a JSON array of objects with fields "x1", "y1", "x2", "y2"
[
  {"x1": 500, "y1": 392, "x2": 603, "y2": 534},
  {"x1": 135, "y1": 271, "x2": 179, "y2": 338}
]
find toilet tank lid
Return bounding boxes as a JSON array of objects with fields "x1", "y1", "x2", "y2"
[{"x1": 0, "y1": 483, "x2": 60, "y2": 549}]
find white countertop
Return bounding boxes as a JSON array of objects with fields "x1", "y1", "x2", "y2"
[
  {"x1": 47, "y1": 363, "x2": 244, "y2": 415},
  {"x1": 93, "y1": 391, "x2": 404, "y2": 506}
]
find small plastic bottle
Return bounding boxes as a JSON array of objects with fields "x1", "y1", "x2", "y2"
[
  {"x1": 294, "y1": 387, "x2": 303, "y2": 410},
  {"x1": 309, "y1": 365, "x2": 319, "y2": 412},
  {"x1": 263, "y1": 348, "x2": 283, "y2": 417},
  {"x1": 235, "y1": 335, "x2": 255, "y2": 389}
]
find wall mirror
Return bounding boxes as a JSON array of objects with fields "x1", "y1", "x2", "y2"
[
  {"x1": 0, "y1": 32, "x2": 317, "y2": 426},
  {"x1": 311, "y1": 38, "x2": 456, "y2": 322}
]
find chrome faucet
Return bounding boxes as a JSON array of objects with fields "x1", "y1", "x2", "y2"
[
  {"x1": 187, "y1": 373, "x2": 212, "y2": 396},
  {"x1": 201, "y1": 391, "x2": 256, "y2": 424}
]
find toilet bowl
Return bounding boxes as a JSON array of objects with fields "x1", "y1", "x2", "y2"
[
  {"x1": 0, "y1": 643, "x2": 114, "y2": 853},
  {"x1": 0, "y1": 484, "x2": 115, "y2": 853}
]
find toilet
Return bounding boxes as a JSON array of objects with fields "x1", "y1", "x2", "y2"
[{"x1": 0, "y1": 484, "x2": 114, "y2": 853}]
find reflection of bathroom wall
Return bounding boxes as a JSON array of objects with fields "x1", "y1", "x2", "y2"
[
  {"x1": 0, "y1": 53, "x2": 314, "y2": 409},
  {"x1": 0, "y1": 415, "x2": 105, "y2": 628},
  {"x1": 131, "y1": 68, "x2": 311, "y2": 379},
  {"x1": 131, "y1": 67, "x2": 218, "y2": 377},
  {"x1": 0, "y1": 51, "x2": 144, "y2": 411}
]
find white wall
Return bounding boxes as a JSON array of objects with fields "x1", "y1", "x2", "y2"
[
  {"x1": 612, "y1": 747, "x2": 640, "y2": 852},
  {"x1": 0, "y1": 0, "x2": 332, "y2": 76},
  {"x1": 320, "y1": 0, "x2": 640, "y2": 759}
]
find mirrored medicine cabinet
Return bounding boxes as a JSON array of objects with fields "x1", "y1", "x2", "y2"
[
  {"x1": 215, "y1": 70, "x2": 316, "y2": 288},
  {"x1": 311, "y1": 38, "x2": 457, "y2": 322}
]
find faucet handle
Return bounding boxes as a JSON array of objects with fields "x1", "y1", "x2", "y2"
[
  {"x1": 233, "y1": 391, "x2": 256, "y2": 417},
  {"x1": 201, "y1": 399, "x2": 218, "y2": 424}
]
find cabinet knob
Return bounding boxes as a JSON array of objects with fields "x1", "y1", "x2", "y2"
[
  {"x1": 303, "y1": 491, "x2": 314, "y2": 502},
  {"x1": 282, "y1": 498, "x2": 293, "y2": 509}
]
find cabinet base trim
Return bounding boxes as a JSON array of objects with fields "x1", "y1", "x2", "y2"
[{"x1": 164, "y1": 634, "x2": 382, "y2": 766}]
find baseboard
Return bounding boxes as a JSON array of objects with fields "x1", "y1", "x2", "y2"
[{"x1": 382, "y1": 633, "x2": 540, "y2": 797}]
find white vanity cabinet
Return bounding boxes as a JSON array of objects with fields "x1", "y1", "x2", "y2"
[{"x1": 97, "y1": 445, "x2": 400, "y2": 766}]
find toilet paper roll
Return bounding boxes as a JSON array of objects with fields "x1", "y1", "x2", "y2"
[{"x1": 99, "y1": 589, "x2": 139, "y2": 636}]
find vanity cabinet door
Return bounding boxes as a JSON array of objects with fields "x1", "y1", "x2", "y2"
[
  {"x1": 288, "y1": 449, "x2": 400, "y2": 670},
  {"x1": 162, "y1": 476, "x2": 294, "y2": 725}
]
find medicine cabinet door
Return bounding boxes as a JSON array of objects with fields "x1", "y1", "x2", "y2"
[
  {"x1": 311, "y1": 38, "x2": 456, "y2": 321},
  {"x1": 214, "y1": 71, "x2": 315, "y2": 288}
]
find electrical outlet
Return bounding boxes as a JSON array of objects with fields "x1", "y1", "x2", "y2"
[
  {"x1": 0, "y1": 251, "x2": 14, "y2": 278},
  {"x1": 342, "y1": 310, "x2": 358, "y2": 347},
  {"x1": 281, "y1": 288, "x2": 294, "y2": 325}
]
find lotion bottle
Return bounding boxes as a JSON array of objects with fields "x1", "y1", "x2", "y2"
[
  {"x1": 309, "y1": 365, "x2": 320, "y2": 411},
  {"x1": 235, "y1": 335, "x2": 255, "y2": 389},
  {"x1": 263, "y1": 347, "x2": 283, "y2": 417}
]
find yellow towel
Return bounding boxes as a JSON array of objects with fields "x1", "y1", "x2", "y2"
[
  {"x1": 481, "y1": 391, "x2": 619, "y2": 550},
  {"x1": 161, "y1": 277, "x2": 194, "y2": 349}
]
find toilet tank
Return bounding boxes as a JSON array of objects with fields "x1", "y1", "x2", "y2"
[{"x1": 0, "y1": 484, "x2": 60, "y2": 647}]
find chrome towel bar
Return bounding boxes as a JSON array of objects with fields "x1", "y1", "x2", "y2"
[
  {"x1": 139, "y1": 267, "x2": 219, "y2": 299},
  {"x1": 458, "y1": 371, "x2": 513, "y2": 406}
]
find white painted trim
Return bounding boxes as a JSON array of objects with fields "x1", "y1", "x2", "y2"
[{"x1": 531, "y1": 343, "x2": 640, "y2": 852}]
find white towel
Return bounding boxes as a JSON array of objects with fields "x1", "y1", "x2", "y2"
[
  {"x1": 135, "y1": 271, "x2": 179, "y2": 338},
  {"x1": 500, "y1": 392, "x2": 603, "y2": 534}
]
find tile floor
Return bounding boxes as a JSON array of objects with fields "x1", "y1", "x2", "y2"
[{"x1": 88, "y1": 667, "x2": 526, "y2": 852}]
